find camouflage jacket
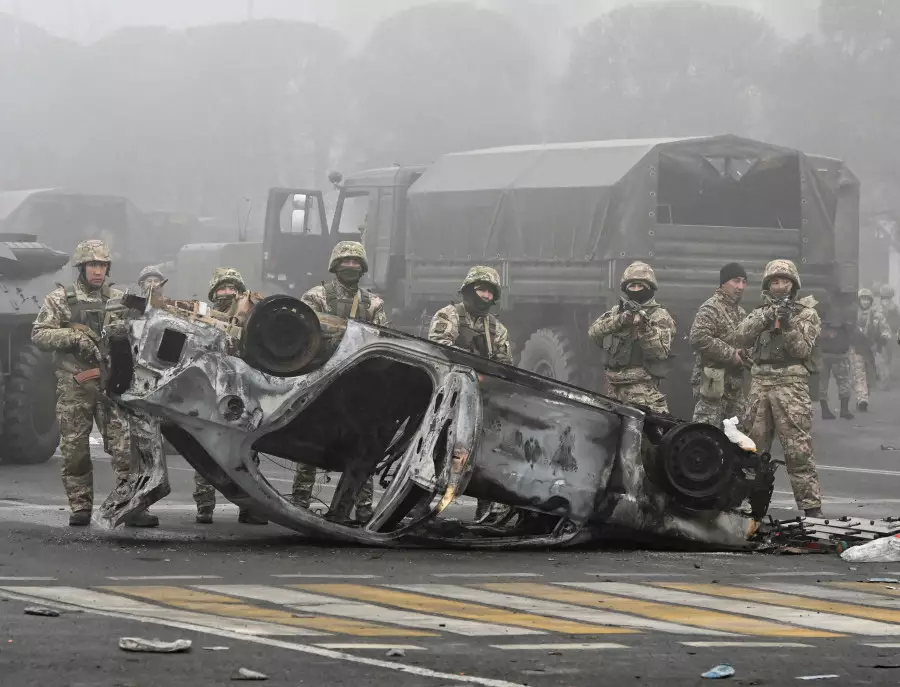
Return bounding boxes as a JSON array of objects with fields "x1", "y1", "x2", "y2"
[
  {"x1": 588, "y1": 299, "x2": 676, "y2": 385},
  {"x1": 735, "y1": 294, "x2": 820, "y2": 380},
  {"x1": 32, "y1": 280, "x2": 124, "y2": 367},
  {"x1": 881, "y1": 301, "x2": 900, "y2": 334},
  {"x1": 689, "y1": 288, "x2": 747, "y2": 386},
  {"x1": 428, "y1": 303, "x2": 512, "y2": 364},
  {"x1": 301, "y1": 279, "x2": 389, "y2": 326},
  {"x1": 857, "y1": 306, "x2": 891, "y2": 349}
]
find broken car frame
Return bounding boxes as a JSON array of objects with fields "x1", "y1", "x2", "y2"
[{"x1": 98, "y1": 291, "x2": 777, "y2": 549}]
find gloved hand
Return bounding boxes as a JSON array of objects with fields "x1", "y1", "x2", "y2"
[{"x1": 71, "y1": 331, "x2": 101, "y2": 363}]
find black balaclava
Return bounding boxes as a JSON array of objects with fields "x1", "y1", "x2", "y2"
[
  {"x1": 336, "y1": 266, "x2": 362, "y2": 288},
  {"x1": 622, "y1": 281, "x2": 653, "y2": 304},
  {"x1": 462, "y1": 285, "x2": 494, "y2": 316}
]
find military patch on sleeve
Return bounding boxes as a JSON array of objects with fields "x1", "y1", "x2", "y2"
[
  {"x1": 37, "y1": 309, "x2": 51, "y2": 324},
  {"x1": 433, "y1": 321, "x2": 448, "y2": 334}
]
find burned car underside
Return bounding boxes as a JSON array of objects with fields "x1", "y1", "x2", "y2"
[{"x1": 98, "y1": 293, "x2": 777, "y2": 549}]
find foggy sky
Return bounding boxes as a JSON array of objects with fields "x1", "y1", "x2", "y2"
[{"x1": 2, "y1": 0, "x2": 822, "y2": 44}]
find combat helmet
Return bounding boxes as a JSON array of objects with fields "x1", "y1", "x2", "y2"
[
  {"x1": 72, "y1": 239, "x2": 111, "y2": 267},
  {"x1": 138, "y1": 264, "x2": 165, "y2": 285},
  {"x1": 880, "y1": 284, "x2": 895, "y2": 299},
  {"x1": 328, "y1": 241, "x2": 368, "y2": 273},
  {"x1": 762, "y1": 259, "x2": 800, "y2": 291},
  {"x1": 459, "y1": 265, "x2": 501, "y2": 302},
  {"x1": 858, "y1": 287, "x2": 874, "y2": 302},
  {"x1": 207, "y1": 267, "x2": 247, "y2": 302},
  {"x1": 621, "y1": 261, "x2": 658, "y2": 290}
]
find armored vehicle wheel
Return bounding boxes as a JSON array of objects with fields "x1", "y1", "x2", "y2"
[
  {"x1": 1, "y1": 344, "x2": 60, "y2": 465},
  {"x1": 518, "y1": 328, "x2": 580, "y2": 384}
]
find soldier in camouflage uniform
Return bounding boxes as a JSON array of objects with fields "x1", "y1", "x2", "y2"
[
  {"x1": 429, "y1": 266, "x2": 512, "y2": 521},
  {"x1": 137, "y1": 265, "x2": 165, "y2": 293},
  {"x1": 735, "y1": 259, "x2": 824, "y2": 517},
  {"x1": 290, "y1": 242, "x2": 388, "y2": 522},
  {"x1": 879, "y1": 285, "x2": 899, "y2": 385},
  {"x1": 689, "y1": 262, "x2": 748, "y2": 429},
  {"x1": 589, "y1": 261, "x2": 676, "y2": 413},
  {"x1": 851, "y1": 288, "x2": 891, "y2": 411},
  {"x1": 817, "y1": 301, "x2": 854, "y2": 420},
  {"x1": 194, "y1": 267, "x2": 268, "y2": 525},
  {"x1": 31, "y1": 240, "x2": 158, "y2": 527}
]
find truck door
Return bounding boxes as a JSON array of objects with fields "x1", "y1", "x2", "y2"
[{"x1": 262, "y1": 188, "x2": 330, "y2": 296}]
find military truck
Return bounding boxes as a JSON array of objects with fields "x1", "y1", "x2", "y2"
[
  {"x1": 262, "y1": 135, "x2": 860, "y2": 418},
  {"x1": 0, "y1": 235, "x2": 68, "y2": 464}
]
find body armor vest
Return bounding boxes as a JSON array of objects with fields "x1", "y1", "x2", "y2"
[
  {"x1": 324, "y1": 281, "x2": 373, "y2": 321},
  {"x1": 601, "y1": 328, "x2": 670, "y2": 379},
  {"x1": 453, "y1": 303, "x2": 498, "y2": 359},
  {"x1": 64, "y1": 283, "x2": 111, "y2": 337}
]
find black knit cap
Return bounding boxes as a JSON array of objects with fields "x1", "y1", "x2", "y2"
[{"x1": 719, "y1": 262, "x2": 747, "y2": 285}]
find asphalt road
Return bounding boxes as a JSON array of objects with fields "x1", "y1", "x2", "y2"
[{"x1": 2, "y1": 386, "x2": 900, "y2": 686}]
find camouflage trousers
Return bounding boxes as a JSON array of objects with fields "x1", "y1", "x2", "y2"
[
  {"x1": 818, "y1": 353, "x2": 852, "y2": 401},
  {"x1": 291, "y1": 463, "x2": 374, "y2": 514},
  {"x1": 57, "y1": 375, "x2": 133, "y2": 513},
  {"x1": 744, "y1": 376, "x2": 822, "y2": 510},
  {"x1": 193, "y1": 452, "x2": 260, "y2": 513},
  {"x1": 691, "y1": 378, "x2": 746, "y2": 430},
  {"x1": 850, "y1": 350, "x2": 873, "y2": 403},
  {"x1": 607, "y1": 380, "x2": 668, "y2": 414}
]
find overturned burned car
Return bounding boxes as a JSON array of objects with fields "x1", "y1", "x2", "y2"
[{"x1": 99, "y1": 293, "x2": 777, "y2": 549}]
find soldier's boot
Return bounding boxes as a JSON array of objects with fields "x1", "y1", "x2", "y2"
[
  {"x1": 820, "y1": 400, "x2": 836, "y2": 420},
  {"x1": 804, "y1": 507, "x2": 824, "y2": 518},
  {"x1": 238, "y1": 509, "x2": 268, "y2": 525},
  {"x1": 858, "y1": 400, "x2": 869, "y2": 412},
  {"x1": 840, "y1": 398, "x2": 855, "y2": 420},
  {"x1": 124, "y1": 509, "x2": 160, "y2": 528},
  {"x1": 68, "y1": 510, "x2": 92, "y2": 527},
  {"x1": 195, "y1": 508, "x2": 214, "y2": 524},
  {"x1": 290, "y1": 488, "x2": 311, "y2": 509}
]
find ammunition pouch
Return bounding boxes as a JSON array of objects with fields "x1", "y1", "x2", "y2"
[
  {"x1": 602, "y1": 332, "x2": 670, "y2": 379},
  {"x1": 453, "y1": 303, "x2": 498, "y2": 360},
  {"x1": 699, "y1": 366, "x2": 726, "y2": 400}
]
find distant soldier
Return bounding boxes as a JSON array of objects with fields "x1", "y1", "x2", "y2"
[
  {"x1": 589, "y1": 261, "x2": 676, "y2": 413},
  {"x1": 818, "y1": 301, "x2": 854, "y2": 420},
  {"x1": 290, "y1": 242, "x2": 388, "y2": 522},
  {"x1": 429, "y1": 266, "x2": 512, "y2": 521},
  {"x1": 851, "y1": 288, "x2": 890, "y2": 411},
  {"x1": 736, "y1": 259, "x2": 824, "y2": 517},
  {"x1": 194, "y1": 267, "x2": 268, "y2": 525},
  {"x1": 31, "y1": 240, "x2": 158, "y2": 527},
  {"x1": 689, "y1": 262, "x2": 748, "y2": 429},
  {"x1": 879, "y1": 285, "x2": 899, "y2": 385},
  {"x1": 137, "y1": 265, "x2": 165, "y2": 293}
]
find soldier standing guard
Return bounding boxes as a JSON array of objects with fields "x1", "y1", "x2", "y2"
[
  {"x1": 689, "y1": 262, "x2": 748, "y2": 429},
  {"x1": 31, "y1": 240, "x2": 158, "y2": 527},
  {"x1": 589, "y1": 261, "x2": 676, "y2": 413},
  {"x1": 818, "y1": 301, "x2": 854, "y2": 420},
  {"x1": 290, "y1": 242, "x2": 389, "y2": 522},
  {"x1": 851, "y1": 288, "x2": 890, "y2": 411},
  {"x1": 194, "y1": 267, "x2": 269, "y2": 525},
  {"x1": 428, "y1": 265, "x2": 512, "y2": 521},
  {"x1": 735, "y1": 259, "x2": 824, "y2": 517}
]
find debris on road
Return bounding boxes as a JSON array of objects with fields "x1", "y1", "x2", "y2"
[
  {"x1": 701, "y1": 664, "x2": 735, "y2": 679},
  {"x1": 118, "y1": 637, "x2": 192, "y2": 653},
  {"x1": 202, "y1": 646, "x2": 230, "y2": 651},
  {"x1": 841, "y1": 535, "x2": 900, "y2": 563},
  {"x1": 231, "y1": 668, "x2": 269, "y2": 681},
  {"x1": 23, "y1": 606, "x2": 60, "y2": 617},
  {"x1": 880, "y1": 445, "x2": 898, "y2": 451},
  {"x1": 386, "y1": 648, "x2": 406, "y2": 658},
  {"x1": 756, "y1": 517, "x2": 900, "y2": 556},
  {"x1": 796, "y1": 675, "x2": 839, "y2": 681},
  {"x1": 866, "y1": 578, "x2": 900, "y2": 583}
]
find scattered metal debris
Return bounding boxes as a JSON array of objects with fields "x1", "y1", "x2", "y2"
[
  {"x1": 754, "y1": 516, "x2": 900, "y2": 555},
  {"x1": 701, "y1": 664, "x2": 735, "y2": 679},
  {"x1": 386, "y1": 648, "x2": 406, "y2": 658},
  {"x1": 231, "y1": 668, "x2": 269, "y2": 681},
  {"x1": 202, "y1": 646, "x2": 230, "y2": 651},
  {"x1": 796, "y1": 676, "x2": 840, "y2": 681},
  {"x1": 23, "y1": 606, "x2": 59, "y2": 617},
  {"x1": 118, "y1": 637, "x2": 192, "y2": 653}
]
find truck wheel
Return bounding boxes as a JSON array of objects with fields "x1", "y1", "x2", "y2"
[
  {"x1": 518, "y1": 328, "x2": 580, "y2": 384},
  {"x1": 2, "y1": 344, "x2": 60, "y2": 465}
]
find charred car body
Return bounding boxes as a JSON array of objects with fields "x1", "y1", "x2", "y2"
[{"x1": 100, "y1": 290, "x2": 776, "y2": 549}]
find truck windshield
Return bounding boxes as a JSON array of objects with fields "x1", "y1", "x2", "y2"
[{"x1": 336, "y1": 191, "x2": 371, "y2": 234}]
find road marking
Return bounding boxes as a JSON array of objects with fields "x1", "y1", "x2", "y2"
[
  {"x1": 271, "y1": 574, "x2": 382, "y2": 579},
  {"x1": 294, "y1": 584, "x2": 634, "y2": 635},
  {"x1": 489, "y1": 643, "x2": 627, "y2": 651},
  {"x1": 314, "y1": 644, "x2": 428, "y2": 650},
  {"x1": 430, "y1": 573, "x2": 543, "y2": 579},
  {"x1": 481, "y1": 582, "x2": 812, "y2": 637},
  {"x1": 831, "y1": 583, "x2": 900, "y2": 599},
  {"x1": 817, "y1": 464, "x2": 900, "y2": 477},
  {"x1": 745, "y1": 572, "x2": 845, "y2": 578},
  {"x1": 656, "y1": 583, "x2": 900, "y2": 635},
  {"x1": 585, "y1": 573, "x2": 696, "y2": 577},
  {"x1": 750, "y1": 583, "x2": 900, "y2": 609},
  {"x1": 0, "y1": 576, "x2": 57, "y2": 581},
  {"x1": 0, "y1": 587, "x2": 526, "y2": 687},
  {"x1": 563, "y1": 583, "x2": 850, "y2": 637},
  {"x1": 102, "y1": 586, "x2": 433, "y2": 638},
  {"x1": 680, "y1": 642, "x2": 815, "y2": 648},
  {"x1": 106, "y1": 575, "x2": 224, "y2": 581},
  {"x1": 401, "y1": 583, "x2": 731, "y2": 636},
  {"x1": 863, "y1": 643, "x2": 900, "y2": 648},
  {"x1": 0, "y1": 586, "x2": 323, "y2": 636},
  {"x1": 200, "y1": 585, "x2": 540, "y2": 637}
]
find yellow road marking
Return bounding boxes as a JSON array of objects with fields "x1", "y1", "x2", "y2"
[
  {"x1": 293, "y1": 584, "x2": 634, "y2": 635},
  {"x1": 482, "y1": 583, "x2": 834, "y2": 638},
  {"x1": 660, "y1": 583, "x2": 900, "y2": 625},
  {"x1": 100, "y1": 586, "x2": 433, "y2": 637}
]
